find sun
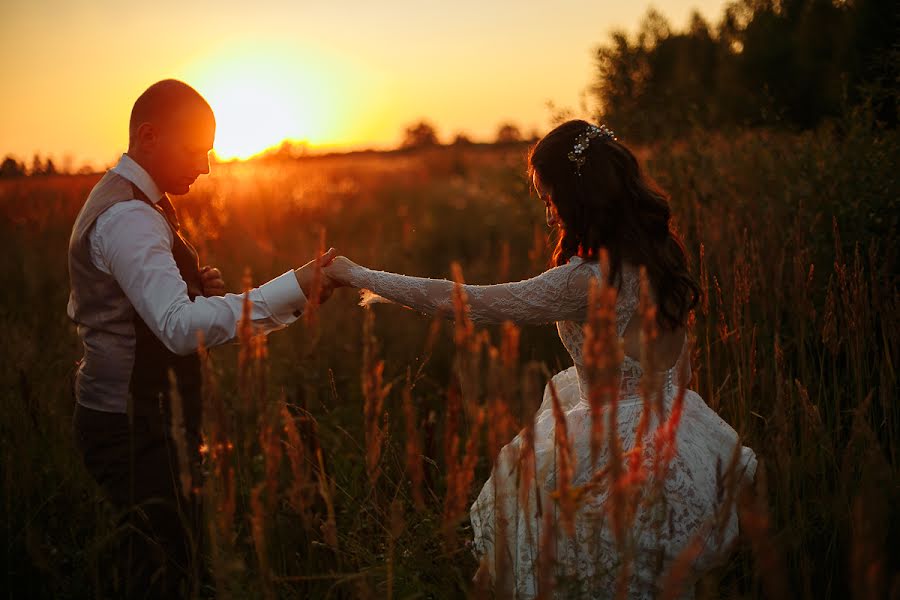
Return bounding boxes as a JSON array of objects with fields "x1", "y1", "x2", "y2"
[
  {"x1": 204, "y1": 80, "x2": 300, "y2": 160},
  {"x1": 180, "y1": 44, "x2": 337, "y2": 160}
]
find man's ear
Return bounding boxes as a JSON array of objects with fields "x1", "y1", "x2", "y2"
[{"x1": 135, "y1": 122, "x2": 158, "y2": 153}]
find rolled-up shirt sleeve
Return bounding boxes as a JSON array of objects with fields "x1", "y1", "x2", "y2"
[{"x1": 97, "y1": 202, "x2": 306, "y2": 356}]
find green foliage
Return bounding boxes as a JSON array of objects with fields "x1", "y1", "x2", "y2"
[{"x1": 593, "y1": 0, "x2": 899, "y2": 140}]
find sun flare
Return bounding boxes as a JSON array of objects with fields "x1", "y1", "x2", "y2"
[
  {"x1": 181, "y1": 44, "x2": 339, "y2": 160},
  {"x1": 205, "y1": 82, "x2": 301, "y2": 160}
]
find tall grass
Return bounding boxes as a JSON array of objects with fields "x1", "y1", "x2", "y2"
[{"x1": 1, "y1": 107, "x2": 896, "y2": 598}]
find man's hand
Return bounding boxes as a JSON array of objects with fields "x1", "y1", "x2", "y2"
[
  {"x1": 200, "y1": 266, "x2": 226, "y2": 297},
  {"x1": 294, "y1": 248, "x2": 341, "y2": 304}
]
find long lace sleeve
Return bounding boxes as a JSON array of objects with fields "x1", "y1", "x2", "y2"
[{"x1": 345, "y1": 259, "x2": 598, "y2": 325}]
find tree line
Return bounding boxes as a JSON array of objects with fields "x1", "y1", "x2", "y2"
[
  {"x1": 592, "y1": 0, "x2": 897, "y2": 141},
  {"x1": 6, "y1": 0, "x2": 894, "y2": 172},
  {"x1": 0, "y1": 121, "x2": 535, "y2": 173},
  {"x1": 0, "y1": 154, "x2": 96, "y2": 178},
  {"x1": 399, "y1": 121, "x2": 537, "y2": 149}
]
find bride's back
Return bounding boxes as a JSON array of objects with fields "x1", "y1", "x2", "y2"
[{"x1": 529, "y1": 119, "x2": 700, "y2": 367}]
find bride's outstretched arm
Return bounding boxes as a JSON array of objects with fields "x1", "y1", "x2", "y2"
[{"x1": 325, "y1": 256, "x2": 595, "y2": 325}]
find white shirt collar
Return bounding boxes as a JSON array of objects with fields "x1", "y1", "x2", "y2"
[{"x1": 111, "y1": 153, "x2": 164, "y2": 204}]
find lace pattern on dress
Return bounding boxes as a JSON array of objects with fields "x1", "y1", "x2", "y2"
[{"x1": 347, "y1": 255, "x2": 756, "y2": 598}]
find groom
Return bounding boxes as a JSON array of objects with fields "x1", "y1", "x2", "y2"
[{"x1": 67, "y1": 79, "x2": 336, "y2": 597}]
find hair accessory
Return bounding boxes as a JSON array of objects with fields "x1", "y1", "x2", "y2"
[{"x1": 567, "y1": 124, "x2": 616, "y2": 174}]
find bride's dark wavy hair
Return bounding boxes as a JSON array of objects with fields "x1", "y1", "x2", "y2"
[{"x1": 527, "y1": 119, "x2": 699, "y2": 330}]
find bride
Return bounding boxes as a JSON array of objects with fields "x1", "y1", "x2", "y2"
[{"x1": 324, "y1": 120, "x2": 757, "y2": 598}]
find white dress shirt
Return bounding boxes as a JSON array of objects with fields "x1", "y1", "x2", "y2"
[{"x1": 88, "y1": 154, "x2": 306, "y2": 356}]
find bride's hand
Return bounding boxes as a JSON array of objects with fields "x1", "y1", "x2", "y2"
[{"x1": 323, "y1": 256, "x2": 361, "y2": 288}]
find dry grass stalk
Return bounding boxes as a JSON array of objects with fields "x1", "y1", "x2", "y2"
[
  {"x1": 794, "y1": 258, "x2": 817, "y2": 325},
  {"x1": 698, "y1": 243, "x2": 709, "y2": 317},
  {"x1": 498, "y1": 239, "x2": 511, "y2": 282},
  {"x1": 302, "y1": 227, "x2": 327, "y2": 329},
  {"x1": 519, "y1": 365, "x2": 545, "y2": 500},
  {"x1": 582, "y1": 258, "x2": 622, "y2": 467},
  {"x1": 443, "y1": 406, "x2": 484, "y2": 543},
  {"x1": 236, "y1": 265, "x2": 273, "y2": 478},
  {"x1": 450, "y1": 261, "x2": 475, "y2": 348},
  {"x1": 450, "y1": 262, "x2": 487, "y2": 418},
  {"x1": 638, "y1": 267, "x2": 663, "y2": 419},
  {"x1": 712, "y1": 275, "x2": 729, "y2": 347},
  {"x1": 657, "y1": 531, "x2": 706, "y2": 600},
  {"x1": 443, "y1": 381, "x2": 462, "y2": 504},
  {"x1": 516, "y1": 363, "x2": 544, "y2": 568},
  {"x1": 250, "y1": 483, "x2": 273, "y2": 600},
  {"x1": 738, "y1": 464, "x2": 790, "y2": 599},
  {"x1": 402, "y1": 368, "x2": 425, "y2": 510},
  {"x1": 480, "y1": 321, "x2": 522, "y2": 589},
  {"x1": 711, "y1": 437, "x2": 748, "y2": 544},
  {"x1": 603, "y1": 374, "x2": 628, "y2": 553},
  {"x1": 536, "y1": 498, "x2": 557, "y2": 600},
  {"x1": 843, "y1": 390, "x2": 892, "y2": 600},
  {"x1": 441, "y1": 264, "x2": 483, "y2": 541},
  {"x1": 237, "y1": 268, "x2": 255, "y2": 413},
  {"x1": 730, "y1": 237, "x2": 752, "y2": 344},
  {"x1": 166, "y1": 368, "x2": 193, "y2": 501},
  {"x1": 794, "y1": 379, "x2": 824, "y2": 442},
  {"x1": 280, "y1": 401, "x2": 317, "y2": 529},
  {"x1": 482, "y1": 330, "x2": 521, "y2": 597},
  {"x1": 772, "y1": 335, "x2": 793, "y2": 475},
  {"x1": 486, "y1": 356, "x2": 516, "y2": 464},
  {"x1": 386, "y1": 498, "x2": 405, "y2": 600},
  {"x1": 362, "y1": 309, "x2": 391, "y2": 486},
  {"x1": 259, "y1": 405, "x2": 283, "y2": 515},
  {"x1": 316, "y1": 447, "x2": 339, "y2": 550},
  {"x1": 821, "y1": 272, "x2": 840, "y2": 355},
  {"x1": 500, "y1": 320, "x2": 519, "y2": 372},
  {"x1": 528, "y1": 223, "x2": 548, "y2": 270},
  {"x1": 197, "y1": 331, "x2": 238, "y2": 596},
  {"x1": 487, "y1": 323, "x2": 520, "y2": 462},
  {"x1": 547, "y1": 378, "x2": 577, "y2": 537}
]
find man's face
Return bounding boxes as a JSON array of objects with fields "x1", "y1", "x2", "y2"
[{"x1": 143, "y1": 106, "x2": 216, "y2": 195}]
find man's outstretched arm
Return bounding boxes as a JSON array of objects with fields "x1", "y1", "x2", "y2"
[{"x1": 96, "y1": 201, "x2": 336, "y2": 355}]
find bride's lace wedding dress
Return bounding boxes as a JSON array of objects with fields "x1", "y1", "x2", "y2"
[{"x1": 345, "y1": 256, "x2": 757, "y2": 599}]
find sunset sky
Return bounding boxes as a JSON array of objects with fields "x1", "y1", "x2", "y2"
[{"x1": 2, "y1": 0, "x2": 729, "y2": 167}]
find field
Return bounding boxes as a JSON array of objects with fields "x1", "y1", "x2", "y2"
[{"x1": 1, "y1": 110, "x2": 898, "y2": 599}]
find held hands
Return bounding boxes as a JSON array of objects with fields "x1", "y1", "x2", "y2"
[
  {"x1": 322, "y1": 256, "x2": 360, "y2": 288},
  {"x1": 199, "y1": 250, "x2": 355, "y2": 305},
  {"x1": 294, "y1": 248, "x2": 344, "y2": 304}
]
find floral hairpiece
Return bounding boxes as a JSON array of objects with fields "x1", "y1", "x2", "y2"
[{"x1": 567, "y1": 124, "x2": 616, "y2": 175}]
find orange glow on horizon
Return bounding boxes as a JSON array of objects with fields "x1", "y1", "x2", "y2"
[
  {"x1": 180, "y1": 43, "x2": 347, "y2": 160},
  {"x1": 1, "y1": 2, "x2": 734, "y2": 168}
]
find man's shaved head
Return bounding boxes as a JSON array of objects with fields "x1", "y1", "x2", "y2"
[
  {"x1": 127, "y1": 79, "x2": 216, "y2": 195},
  {"x1": 129, "y1": 79, "x2": 213, "y2": 145}
]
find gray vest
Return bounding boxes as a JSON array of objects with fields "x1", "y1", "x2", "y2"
[{"x1": 67, "y1": 170, "x2": 202, "y2": 421}]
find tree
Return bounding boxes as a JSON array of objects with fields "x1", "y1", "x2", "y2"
[
  {"x1": 591, "y1": 0, "x2": 898, "y2": 139},
  {"x1": 30, "y1": 154, "x2": 45, "y2": 176},
  {"x1": 0, "y1": 156, "x2": 25, "y2": 178},
  {"x1": 401, "y1": 121, "x2": 439, "y2": 149},
  {"x1": 451, "y1": 132, "x2": 473, "y2": 146},
  {"x1": 495, "y1": 122, "x2": 522, "y2": 144}
]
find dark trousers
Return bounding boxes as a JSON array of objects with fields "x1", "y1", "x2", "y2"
[{"x1": 73, "y1": 402, "x2": 203, "y2": 599}]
